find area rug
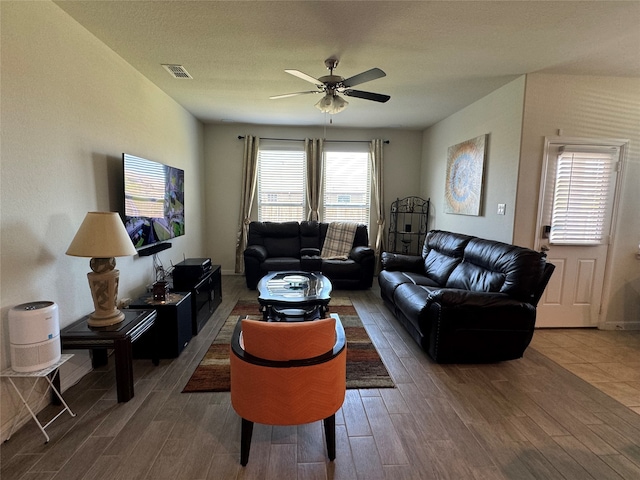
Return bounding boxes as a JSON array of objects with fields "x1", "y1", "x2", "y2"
[{"x1": 182, "y1": 298, "x2": 394, "y2": 392}]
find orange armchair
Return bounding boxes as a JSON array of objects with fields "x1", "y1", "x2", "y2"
[{"x1": 230, "y1": 314, "x2": 347, "y2": 466}]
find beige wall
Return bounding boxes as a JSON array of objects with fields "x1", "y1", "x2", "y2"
[
  {"x1": 1, "y1": 1, "x2": 205, "y2": 438},
  {"x1": 420, "y1": 76, "x2": 526, "y2": 243},
  {"x1": 515, "y1": 73, "x2": 640, "y2": 329},
  {"x1": 203, "y1": 124, "x2": 423, "y2": 275}
]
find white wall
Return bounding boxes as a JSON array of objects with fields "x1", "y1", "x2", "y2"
[
  {"x1": 0, "y1": 1, "x2": 205, "y2": 439},
  {"x1": 515, "y1": 73, "x2": 640, "y2": 329},
  {"x1": 420, "y1": 77, "x2": 526, "y2": 243},
  {"x1": 204, "y1": 124, "x2": 423, "y2": 275}
]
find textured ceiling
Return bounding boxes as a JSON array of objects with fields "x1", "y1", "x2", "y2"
[{"x1": 54, "y1": 1, "x2": 640, "y2": 130}]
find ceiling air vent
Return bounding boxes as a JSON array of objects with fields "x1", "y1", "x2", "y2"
[{"x1": 161, "y1": 64, "x2": 193, "y2": 79}]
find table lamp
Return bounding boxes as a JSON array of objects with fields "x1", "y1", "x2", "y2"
[{"x1": 66, "y1": 212, "x2": 137, "y2": 327}]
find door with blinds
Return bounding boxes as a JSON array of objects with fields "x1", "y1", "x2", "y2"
[{"x1": 535, "y1": 138, "x2": 625, "y2": 328}]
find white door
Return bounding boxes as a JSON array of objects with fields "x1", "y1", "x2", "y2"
[{"x1": 534, "y1": 137, "x2": 625, "y2": 328}]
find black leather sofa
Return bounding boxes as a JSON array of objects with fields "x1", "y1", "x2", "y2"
[
  {"x1": 244, "y1": 221, "x2": 375, "y2": 290},
  {"x1": 379, "y1": 230, "x2": 555, "y2": 363}
]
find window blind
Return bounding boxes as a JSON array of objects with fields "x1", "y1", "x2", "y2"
[
  {"x1": 550, "y1": 149, "x2": 617, "y2": 245},
  {"x1": 323, "y1": 151, "x2": 371, "y2": 228},
  {"x1": 257, "y1": 148, "x2": 305, "y2": 222}
]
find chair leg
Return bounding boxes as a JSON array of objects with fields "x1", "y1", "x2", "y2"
[
  {"x1": 323, "y1": 414, "x2": 336, "y2": 461},
  {"x1": 240, "y1": 418, "x2": 254, "y2": 466}
]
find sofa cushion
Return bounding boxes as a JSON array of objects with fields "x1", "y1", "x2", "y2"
[
  {"x1": 422, "y1": 230, "x2": 472, "y2": 284},
  {"x1": 321, "y1": 259, "x2": 360, "y2": 278},
  {"x1": 261, "y1": 257, "x2": 301, "y2": 272},
  {"x1": 422, "y1": 230, "x2": 472, "y2": 258},
  {"x1": 379, "y1": 270, "x2": 438, "y2": 304},
  {"x1": 252, "y1": 222, "x2": 301, "y2": 258},
  {"x1": 446, "y1": 238, "x2": 545, "y2": 301},
  {"x1": 393, "y1": 283, "x2": 437, "y2": 334},
  {"x1": 423, "y1": 249, "x2": 461, "y2": 285},
  {"x1": 381, "y1": 270, "x2": 437, "y2": 289},
  {"x1": 446, "y1": 261, "x2": 505, "y2": 293}
]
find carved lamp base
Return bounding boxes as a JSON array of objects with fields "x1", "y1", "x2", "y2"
[{"x1": 86, "y1": 257, "x2": 125, "y2": 327}]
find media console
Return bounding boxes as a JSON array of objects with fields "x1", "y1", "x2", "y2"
[
  {"x1": 130, "y1": 292, "x2": 192, "y2": 359},
  {"x1": 172, "y1": 258, "x2": 221, "y2": 335}
]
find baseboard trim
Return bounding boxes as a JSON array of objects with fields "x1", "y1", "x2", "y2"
[{"x1": 600, "y1": 321, "x2": 640, "y2": 331}]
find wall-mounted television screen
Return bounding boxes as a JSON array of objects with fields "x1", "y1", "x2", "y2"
[{"x1": 122, "y1": 153, "x2": 185, "y2": 250}]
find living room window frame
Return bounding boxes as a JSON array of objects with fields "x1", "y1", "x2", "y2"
[
  {"x1": 321, "y1": 144, "x2": 372, "y2": 231},
  {"x1": 256, "y1": 141, "x2": 307, "y2": 223}
]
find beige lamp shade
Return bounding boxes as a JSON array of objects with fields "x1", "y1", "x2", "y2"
[{"x1": 66, "y1": 212, "x2": 137, "y2": 258}]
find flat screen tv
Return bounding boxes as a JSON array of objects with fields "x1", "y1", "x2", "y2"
[{"x1": 122, "y1": 153, "x2": 184, "y2": 251}]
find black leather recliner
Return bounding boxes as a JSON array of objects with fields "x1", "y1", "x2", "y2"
[
  {"x1": 379, "y1": 230, "x2": 555, "y2": 363},
  {"x1": 244, "y1": 221, "x2": 375, "y2": 290}
]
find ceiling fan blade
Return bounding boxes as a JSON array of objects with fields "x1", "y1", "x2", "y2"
[
  {"x1": 341, "y1": 68, "x2": 386, "y2": 88},
  {"x1": 343, "y1": 89, "x2": 390, "y2": 103},
  {"x1": 284, "y1": 69, "x2": 324, "y2": 87},
  {"x1": 270, "y1": 91, "x2": 320, "y2": 100}
]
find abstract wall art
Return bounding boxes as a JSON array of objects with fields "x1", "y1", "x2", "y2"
[{"x1": 444, "y1": 134, "x2": 487, "y2": 216}]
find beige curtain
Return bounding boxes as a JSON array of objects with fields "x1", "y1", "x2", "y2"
[
  {"x1": 235, "y1": 135, "x2": 259, "y2": 273},
  {"x1": 305, "y1": 138, "x2": 324, "y2": 221},
  {"x1": 370, "y1": 139, "x2": 385, "y2": 272}
]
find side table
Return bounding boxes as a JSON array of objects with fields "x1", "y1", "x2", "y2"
[
  {"x1": 1, "y1": 354, "x2": 76, "y2": 443},
  {"x1": 60, "y1": 309, "x2": 157, "y2": 403}
]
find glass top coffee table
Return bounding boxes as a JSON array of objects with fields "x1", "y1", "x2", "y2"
[{"x1": 257, "y1": 271, "x2": 332, "y2": 321}]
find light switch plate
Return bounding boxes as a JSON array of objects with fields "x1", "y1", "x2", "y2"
[{"x1": 497, "y1": 203, "x2": 506, "y2": 215}]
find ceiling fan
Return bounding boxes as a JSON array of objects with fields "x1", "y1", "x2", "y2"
[{"x1": 270, "y1": 58, "x2": 390, "y2": 114}]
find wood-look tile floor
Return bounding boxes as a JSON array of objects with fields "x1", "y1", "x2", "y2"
[
  {"x1": 3, "y1": 275, "x2": 640, "y2": 479},
  {"x1": 530, "y1": 329, "x2": 640, "y2": 415}
]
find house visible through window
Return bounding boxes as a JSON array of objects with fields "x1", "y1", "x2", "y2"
[
  {"x1": 257, "y1": 144, "x2": 306, "y2": 222},
  {"x1": 323, "y1": 150, "x2": 371, "y2": 230}
]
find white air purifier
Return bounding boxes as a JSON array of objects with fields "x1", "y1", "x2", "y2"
[{"x1": 9, "y1": 301, "x2": 61, "y2": 372}]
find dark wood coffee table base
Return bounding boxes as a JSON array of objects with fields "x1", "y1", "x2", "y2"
[{"x1": 60, "y1": 309, "x2": 157, "y2": 402}]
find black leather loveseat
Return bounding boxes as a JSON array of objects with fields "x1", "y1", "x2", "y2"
[
  {"x1": 379, "y1": 230, "x2": 554, "y2": 363},
  {"x1": 244, "y1": 221, "x2": 375, "y2": 290}
]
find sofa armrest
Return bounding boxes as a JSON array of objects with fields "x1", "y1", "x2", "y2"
[
  {"x1": 381, "y1": 252, "x2": 423, "y2": 273},
  {"x1": 301, "y1": 247, "x2": 321, "y2": 257},
  {"x1": 350, "y1": 246, "x2": 374, "y2": 263},
  {"x1": 244, "y1": 245, "x2": 268, "y2": 263},
  {"x1": 424, "y1": 288, "x2": 537, "y2": 363}
]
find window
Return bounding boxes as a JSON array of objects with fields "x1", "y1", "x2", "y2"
[
  {"x1": 255, "y1": 142, "x2": 372, "y2": 227},
  {"x1": 258, "y1": 145, "x2": 306, "y2": 222},
  {"x1": 323, "y1": 150, "x2": 371, "y2": 229},
  {"x1": 550, "y1": 147, "x2": 618, "y2": 245},
  {"x1": 257, "y1": 144, "x2": 306, "y2": 222}
]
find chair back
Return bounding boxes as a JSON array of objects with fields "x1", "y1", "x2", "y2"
[{"x1": 241, "y1": 317, "x2": 336, "y2": 361}]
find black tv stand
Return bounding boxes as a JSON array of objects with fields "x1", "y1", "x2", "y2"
[
  {"x1": 137, "y1": 242, "x2": 172, "y2": 256},
  {"x1": 172, "y1": 259, "x2": 221, "y2": 335}
]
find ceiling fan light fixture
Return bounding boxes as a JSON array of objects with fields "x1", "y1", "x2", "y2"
[{"x1": 315, "y1": 93, "x2": 348, "y2": 114}]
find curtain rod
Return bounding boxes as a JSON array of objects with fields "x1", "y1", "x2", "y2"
[{"x1": 237, "y1": 135, "x2": 389, "y2": 144}]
